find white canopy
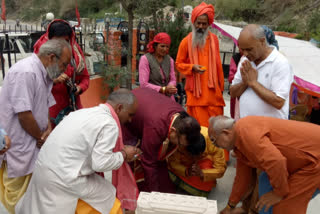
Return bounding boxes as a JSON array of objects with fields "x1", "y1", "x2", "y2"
[{"x1": 214, "y1": 22, "x2": 320, "y2": 90}]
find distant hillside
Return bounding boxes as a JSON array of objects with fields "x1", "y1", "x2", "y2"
[{"x1": 6, "y1": 0, "x2": 320, "y2": 39}]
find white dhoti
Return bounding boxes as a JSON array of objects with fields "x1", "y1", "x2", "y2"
[{"x1": 15, "y1": 164, "x2": 116, "y2": 214}]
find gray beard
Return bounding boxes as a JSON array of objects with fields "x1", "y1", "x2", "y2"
[
  {"x1": 47, "y1": 63, "x2": 61, "y2": 80},
  {"x1": 192, "y1": 25, "x2": 209, "y2": 49}
]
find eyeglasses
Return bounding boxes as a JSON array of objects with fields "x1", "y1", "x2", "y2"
[
  {"x1": 211, "y1": 134, "x2": 222, "y2": 148},
  {"x1": 210, "y1": 136, "x2": 217, "y2": 145}
]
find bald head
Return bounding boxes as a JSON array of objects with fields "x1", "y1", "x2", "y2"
[
  {"x1": 208, "y1": 116, "x2": 236, "y2": 150},
  {"x1": 238, "y1": 24, "x2": 271, "y2": 64},
  {"x1": 241, "y1": 24, "x2": 266, "y2": 41},
  {"x1": 107, "y1": 89, "x2": 136, "y2": 106},
  {"x1": 107, "y1": 89, "x2": 138, "y2": 124},
  {"x1": 209, "y1": 116, "x2": 235, "y2": 135}
]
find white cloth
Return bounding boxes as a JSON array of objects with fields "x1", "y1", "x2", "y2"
[
  {"x1": 15, "y1": 104, "x2": 124, "y2": 214},
  {"x1": 232, "y1": 48, "x2": 293, "y2": 119}
]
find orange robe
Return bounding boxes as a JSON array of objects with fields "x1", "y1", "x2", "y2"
[
  {"x1": 167, "y1": 127, "x2": 226, "y2": 196},
  {"x1": 175, "y1": 32, "x2": 225, "y2": 127},
  {"x1": 230, "y1": 116, "x2": 320, "y2": 214}
]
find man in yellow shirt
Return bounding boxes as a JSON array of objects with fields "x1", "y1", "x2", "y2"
[{"x1": 167, "y1": 126, "x2": 226, "y2": 197}]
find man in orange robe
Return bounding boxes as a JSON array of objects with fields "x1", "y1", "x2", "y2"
[
  {"x1": 209, "y1": 116, "x2": 320, "y2": 214},
  {"x1": 175, "y1": 2, "x2": 225, "y2": 128}
]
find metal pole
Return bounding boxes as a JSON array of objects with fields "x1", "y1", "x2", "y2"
[
  {"x1": 5, "y1": 34, "x2": 12, "y2": 68},
  {"x1": 0, "y1": 37, "x2": 5, "y2": 79},
  {"x1": 232, "y1": 43, "x2": 236, "y2": 55},
  {"x1": 80, "y1": 31, "x2": 83, "y2": 51}
]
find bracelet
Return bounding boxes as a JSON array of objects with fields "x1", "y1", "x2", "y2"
[
  {"x1": 160, "y1": 86, "x2": 166, "y2": 94},
  {"x1": 227, "y1": 202, "x2": 236, "y2": 209}
]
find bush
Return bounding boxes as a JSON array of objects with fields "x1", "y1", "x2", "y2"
[
  {"x1": 307, "y1": 9, "x2": 320, "y2": 42},
  {"x1": 157, "y1": 9, "x2": 191, "y2": 60}
]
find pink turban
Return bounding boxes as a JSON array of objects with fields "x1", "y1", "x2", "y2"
[
  {"x1": 147, "y1": 32, "x2": 171, "y2": 53},
  {"x1": 191, "y1": 2, "x2": 215, "y2": 25}
]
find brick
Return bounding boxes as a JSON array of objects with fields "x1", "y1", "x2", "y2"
[{"x1": 136, "y1": 192, "x2": 217, "y2": 214}]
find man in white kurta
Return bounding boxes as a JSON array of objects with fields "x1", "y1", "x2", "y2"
[{"x1": 15, "y1": 89, "x2": 139, "y2": 214}]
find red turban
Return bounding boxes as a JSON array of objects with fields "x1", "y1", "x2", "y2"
[
  {"x1": 147, "y1": 32, "x2": 171, "y2": 53},
  {"x1": 191, "y1": 2, "x2": 215, "y2": 25}
]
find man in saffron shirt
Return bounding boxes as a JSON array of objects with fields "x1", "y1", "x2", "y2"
[
  {"x1": 175, "y1": 2, "x2": 225, "y2": 128},
  {"x1": 209, "y1": 116, "x2": 320, "y2": 214}
]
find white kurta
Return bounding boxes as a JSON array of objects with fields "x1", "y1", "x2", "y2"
[{"x1": 16, "y1": 104, "x2": 124, "y2": 214}]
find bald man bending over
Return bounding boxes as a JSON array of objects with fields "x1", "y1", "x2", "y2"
[
  {"x1": 16, "y1": 89, "x2": 141, "y2": 214},
  {"x1": 229, "y1": 25, "x2": 293, "y2": 214},
  {"x1": 209, "y1": 116, "x2": 320, "y2": 214}
]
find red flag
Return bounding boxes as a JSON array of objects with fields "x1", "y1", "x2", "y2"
[
  {"x1": 1, "y1": 0, "x2": 6, "y2": 21},
  {"x1": 75, "y1": 0, "x2": 80, "y2": 27}
]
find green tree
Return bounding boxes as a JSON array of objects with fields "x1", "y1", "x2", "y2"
[
  {"x1": 119, "y1": 0, "x2": 143, "y2": 89},
  {"x1": 136, "y1": 0, "x2": 174, "y2": 33},
  {"x1": 307, "y1": 9, "x2": 320, "y2": 43},
  {"x1": 158, "y1": 9, "x2": 191, "y2": 60}
]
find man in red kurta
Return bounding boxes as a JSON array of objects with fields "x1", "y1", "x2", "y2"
[
  {"x1": 208, "y1": 116, "x2": 320, "y2": 214},
  {"x1": 122, "y1": 88, "x2": 202, "y2": 193},
  {"x1": 175, "y1": 2, "x2": 225, "y2": 128}
]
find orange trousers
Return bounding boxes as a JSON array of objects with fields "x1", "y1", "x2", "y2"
[
  {"x1": 75, "y1": 198, "x2": 123, "y2": 214},
  {"x1": 272, "y1": 168, "x2": 320, "y2": 214},
  {"x1": 187, "y1": 106, "x2": 229, "y2": 161}
]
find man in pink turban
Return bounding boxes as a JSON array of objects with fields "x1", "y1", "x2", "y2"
[{"x1": 176, "y1": 2, "x2": 228, "y2": 159}]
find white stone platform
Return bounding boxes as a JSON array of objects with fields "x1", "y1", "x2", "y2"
[{"x1": 136, "y1": 191, "x2": 217, "y2": 214}]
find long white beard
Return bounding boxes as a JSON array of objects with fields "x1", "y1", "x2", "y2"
[{"x1": 192, "y1": 25, "x2": 209, "y2": 49}]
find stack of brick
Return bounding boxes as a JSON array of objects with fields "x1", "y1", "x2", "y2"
[{"x1": 136, "y1": 192, "x2": 217, "y2": 214}]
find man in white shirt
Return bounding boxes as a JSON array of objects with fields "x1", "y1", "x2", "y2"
[
  {"x1": 230, "y1": 24, "x2": 293, "y2": 119},
  {"x1": 15, "y1": 89, "x2": 140, "y2": 214},
  {"x1": 221, "y1": 25, "x2": 293, "y2": 214}
]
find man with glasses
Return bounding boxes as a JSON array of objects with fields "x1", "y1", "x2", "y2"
[
  {"x1": 209, "y1": 115, "x2": 320, "y2": 214},
  {"x1": 167, "y1": 126, "x2": 226, "y2": 197},
  {"x1": 0, "y1": 39, "x2": 71, "y2": 213}
]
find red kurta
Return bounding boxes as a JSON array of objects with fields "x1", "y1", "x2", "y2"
[
  {"x1": 33, "y1": 20, "x2": 90, "y2": 127},
  {"x1": 122, "y1": 88, "x2": 184, "y2": 193},
  {"x1": 230, "y1": 116, "x2": 320, "y2": 214}
]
